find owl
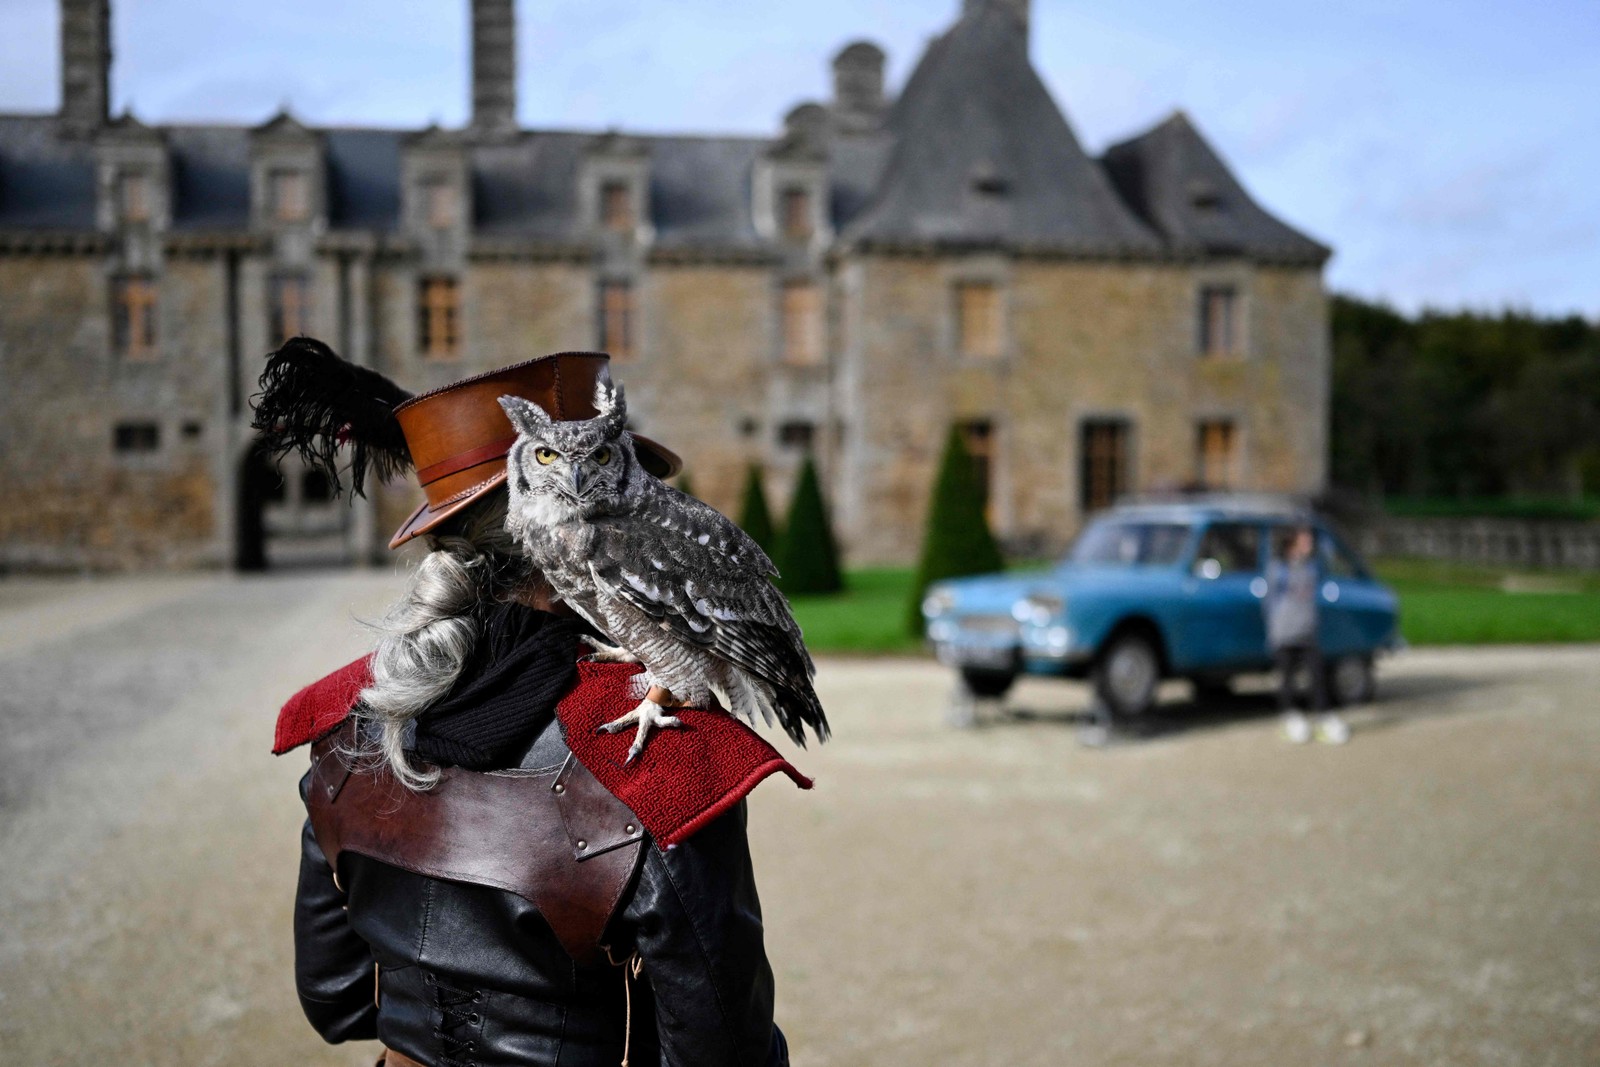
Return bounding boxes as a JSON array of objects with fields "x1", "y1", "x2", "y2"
[{"x1": 498, "y1": 382, "x2": 829, "y2": 762}]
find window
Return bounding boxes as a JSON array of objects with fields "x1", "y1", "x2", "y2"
[
  {"x1": 270, "y1": 274, "x2": 311, "y2": 343},
  {"x1": 598, "y1": 281, "x2": 634, "y2": 358},
  {"x1": 778, "y1": 420, "x2": 815, "y2": 450},
  {"x1": 600, "y1": 180, "x2": 633, "y2": 233},
  {"x1": 957, "y1": 419, "x2": 995, "y2": 515},
  {"x1": 1199, "y1": 285, "x2": 1239, "y2": 356},
  {"x1": 113, "y1": 421, "x2": 160, "y2": 453},
  {"x1": 417, "y1": 276, "x2": 461, "y2": 359},
  {"x1": 1196, "y1": 418, "x2": 1238, "y2": 490},
  {"x1": 1319, "y1": 532, "x2": 1366, "y2": 579},
  {"x1": 1194, "y1": 522, "x2": 1262, "y2": 577},
  {"x1": 112, "y1": 276, "x2": 159, "y2": 360},
  {"x1": 119, "y1": 172, "x2": 151, "y2": 224},
  {"x1": 424, "y1": 179, "x2": 457, "y2": 229},
  {"x1": 780, "y1": 186, "x2": 812, "y2": 240},
  {"x1": 1071, "y1": 520, "x2": 1192, "y2": 566},
  {"x1": 1079, "y1": 419, "x2": 1130, "y2": 514},
  {"x1": 270, "y1": 169, "x2": 310, "y2": 223},
  {"x1": 181, "y1": 420, "x2": 203, "y2": 439},
  {"x1": 780, "y1": 281, "x2": 823, "y2": 366},
  {"x1": 955, "y1": 281, "x2": 1002, "y2": 359}
]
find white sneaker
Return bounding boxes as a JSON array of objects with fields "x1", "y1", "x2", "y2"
[
  {"x1": 1316, "y1": 715, "x2": 1350, "y2": 745},
  {"x1": 1281, "y1": 712, "x2": 1312, "y2": 744}
]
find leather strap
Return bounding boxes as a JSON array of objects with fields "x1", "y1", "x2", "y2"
[
  {"x1": 412, "y1": 434, "x2": 518, "y2": 486},
  {"x1": 306, "y1": 723, "x2": 644, "y2": 967}
]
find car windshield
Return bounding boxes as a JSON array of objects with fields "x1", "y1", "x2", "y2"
[{"x1": 1068, "y1": 520, "x2": 1193, "y2": 566}]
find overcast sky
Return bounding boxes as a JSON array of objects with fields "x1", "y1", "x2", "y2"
[{"x1": 2, "y1": 0, "x2": 1595, "y2": 317}]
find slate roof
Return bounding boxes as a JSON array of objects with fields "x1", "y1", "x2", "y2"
[
  {"x1": 0, "y1": 1, "x2": 1329, "y2": 265},
  {"x1": 1102, "y1": 111, "x2": 1330, "y2": 264},
  {"x1": 0, "y1": 115, "x2": 96, "y2": 229},
  {"x1": 841, "y1": 3, "x2": 1161, "y2": 255}
]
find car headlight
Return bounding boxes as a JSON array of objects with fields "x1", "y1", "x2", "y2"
[
  {"x1": 1012, "y1": 592, "x2": 1064, "y2": 627},
  {"x1": 921, "y1": 587, "x2": 956, "y2": 619}
]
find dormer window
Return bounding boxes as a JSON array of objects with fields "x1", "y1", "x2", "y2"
[
  {"x1": 118, "y1": 172, "x2": 152, "y2": 224},
  {"x1": 970, "y1": 162, "x2": 1008, "y2": 196},
  {"x1": 781, "y1": 187, "x2": 813, "y2": 241},
  {"x1": 424, "y1": 179, "x2": 457, "y2": 230},
  {"x1": 1190, "y1": 182, "x2": 1223, "y2": 211},
  {"x1": 270, "y1": 169, "x2": 310, "y2": 223},
  {"x1": 601, "y1": 180, "x2": 634, "y2": 233}
]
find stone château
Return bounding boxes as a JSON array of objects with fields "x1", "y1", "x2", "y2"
[{"x1": 0, "y1": 0, "x2": 1331, "y2": 570}]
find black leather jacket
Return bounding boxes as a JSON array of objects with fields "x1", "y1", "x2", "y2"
[{"x1": 293, "y1": 716, "x2": 788, "y2": 1067}]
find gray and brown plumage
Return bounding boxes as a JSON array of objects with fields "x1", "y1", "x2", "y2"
[{"x1": 498, "y1": 382, "x2": 829, "y2": 761}]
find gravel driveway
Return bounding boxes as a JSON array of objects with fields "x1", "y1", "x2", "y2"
[{"x1": 1, "y1": 572, "x2": 1595, "y2": 1065}]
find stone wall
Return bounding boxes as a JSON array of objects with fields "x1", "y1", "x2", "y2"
[
  {"x1": 835, "y1": 252, "x2": 1327, "y2": 564},
  {"x1": 0, "y1": 254, "x2": 227, "y2": 571},
  {"x1": 1357, "y1": 517, "x2": 1600, "y2": 571},
  {"x1": 0, "y1": 244, "x2": 1328, "y2": 572}
]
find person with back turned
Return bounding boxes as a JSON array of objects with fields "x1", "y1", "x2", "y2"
[{"x1": 256, "y1": 338, "x2": 809, "y2": 1066}]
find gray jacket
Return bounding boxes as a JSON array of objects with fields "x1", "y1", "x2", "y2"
[{"x1": 1264, "y1": 559, "x2": 1321, "y2": 650}]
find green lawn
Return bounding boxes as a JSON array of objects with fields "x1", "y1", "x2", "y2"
[
  {"x1": 790, "y1": 559, "x2": 1600, "y2": 655},
  {"x1": 1373, "y1": 558, "x2": 1600, "y2": 645}
]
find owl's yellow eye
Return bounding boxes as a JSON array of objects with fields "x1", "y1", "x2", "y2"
[
  {"x1": 534, "y1": 447, "x2": 559, "y2": 465},
  {"x1": 594, "y1": 447, "x2": 612, "y2": 466}
]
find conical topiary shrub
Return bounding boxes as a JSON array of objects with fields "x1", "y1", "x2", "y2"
[
  {"x1": 774, "y1": 455, "x2": 844, "y2": 595},
  {"x1": 906, "y1": 425, "x2": 1005, "y2": 633},
  {"x1": 737, "y1": 463, "x2": 778, "y2": 556}
]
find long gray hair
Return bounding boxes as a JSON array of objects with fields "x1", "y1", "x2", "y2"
[{"x1": 357, "y1": 489, "x2": 535, "y2": 790}]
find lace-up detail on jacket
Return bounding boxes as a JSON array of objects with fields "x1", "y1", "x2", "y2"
[{"x1": 426, "y1": 971, "x2": 484, "y2": 1066}]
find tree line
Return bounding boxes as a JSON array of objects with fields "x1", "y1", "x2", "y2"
[{"x1": 1331, "y1": 295, "x2": 1600, "y2": 502}]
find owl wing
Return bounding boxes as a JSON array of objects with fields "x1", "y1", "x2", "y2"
[{"x1": 587, "y1": 482, "x2": 827, "y2": 745}]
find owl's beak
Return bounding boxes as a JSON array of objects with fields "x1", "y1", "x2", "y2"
[{"x1": 571, "y1": 465, "x2": 588, "y2": 496}]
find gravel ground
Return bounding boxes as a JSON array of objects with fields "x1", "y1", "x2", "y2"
[{"x1": 0, "y1": 572, "x2": 1596, "y2": 1066}]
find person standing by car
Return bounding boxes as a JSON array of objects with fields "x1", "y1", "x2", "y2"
[{"x1": 1266, "y1": 525, "x2": 1350, "y2": 745}]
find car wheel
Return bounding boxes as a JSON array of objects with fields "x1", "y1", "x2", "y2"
[
  {"x1": 1327, "y1": 654, "x2": 1376, "y2": 707},
  {"x1": 1093, "y1": 631, "x2": 1161, "y2": 719},
  {"x1": 959, "y1": 667, "x2": 1017, "y2": 699}
]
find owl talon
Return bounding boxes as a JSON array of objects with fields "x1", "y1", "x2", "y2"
[
  {"x1": 599, "y1": 699, "x2": 683, "y2": 762},
  {"x1": 583, "y1": 640, "x2": 641, "y2": 664}
]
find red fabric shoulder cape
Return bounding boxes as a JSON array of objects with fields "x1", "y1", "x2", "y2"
[{"x1": 273, "y1": 654, "x2": 812, "y2": 848}]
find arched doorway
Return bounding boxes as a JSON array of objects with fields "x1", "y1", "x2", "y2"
[{"x1": 235, "y1": 439, "x2": 354, "y2": 570}]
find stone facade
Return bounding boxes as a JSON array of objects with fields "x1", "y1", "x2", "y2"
[{"x1": 0, "y1": 0, "x2": 1330, "y2": 571}]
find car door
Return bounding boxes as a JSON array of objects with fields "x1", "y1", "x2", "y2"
[
  {"x1": 1317, "y1": 527, "x2": 1390, "y2": 656},
  {"x1": 1179, "y1": 521, "x2": 1267, "y2": 670}
]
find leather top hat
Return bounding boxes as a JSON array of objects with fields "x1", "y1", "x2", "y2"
[
  {"x1": 388, "y1": 353, "x2": 679, "y2": 548},
  {"x1": 251, "y1": 339, "x2": 681, "y2": 550}
]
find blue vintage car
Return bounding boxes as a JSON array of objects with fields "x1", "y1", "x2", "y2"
[{"x1": 920, "y1": 500, "x2": 1401, "y2": 721}]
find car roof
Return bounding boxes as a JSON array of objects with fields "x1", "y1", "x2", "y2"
[{"x1": 1097, "y1": 495, "x2": 1316, "y2": 525}]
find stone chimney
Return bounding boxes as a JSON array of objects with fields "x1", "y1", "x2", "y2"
[
  {"x1": 60, "y1": 0, "x2": 112, "y2": 138},
  {"x1": 470, "y1": 0, "x2": 518, "y2": 137},
  {"x1": 831, "y1": 41, "x2": 886, "y2": 133},
  {"x1": 963, "y1": 0, "x2": 1029, "y2": 36}
]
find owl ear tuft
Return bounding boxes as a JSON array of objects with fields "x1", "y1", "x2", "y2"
[
  {"x1": 499, "y1": 395, "x2": 552, "y2": 437},
  {"x1": 593, "y1": 378, "x2": 627, "y2": 420}
]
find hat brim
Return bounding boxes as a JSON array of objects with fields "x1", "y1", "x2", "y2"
[{"x1": 387, "y1": 431, "x2": 682, "y2": 549}]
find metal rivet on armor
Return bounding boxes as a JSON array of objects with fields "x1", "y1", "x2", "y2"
[
  {"x1": 626, "y1": 824, "x2": 637, "y2": 834},
  {"x1": 553, "y1": 782, "x2": 565, "y2": 794},
  {"x1": 577, "y1": 839, "x2": 587, "y2": 850}
]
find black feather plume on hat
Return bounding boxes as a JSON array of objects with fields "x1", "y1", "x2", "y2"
[{"x1": 250, "y1": 336, "x2": 414, "y2": 499}]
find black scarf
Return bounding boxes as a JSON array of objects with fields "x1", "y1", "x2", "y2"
[{"x1": 410, "y1": 601, "x2": 590, "y2": 771}]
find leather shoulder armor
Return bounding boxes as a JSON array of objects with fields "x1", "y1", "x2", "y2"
[{"x1": 304, "y1": 722, "x2": 643, "y2": 967}]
